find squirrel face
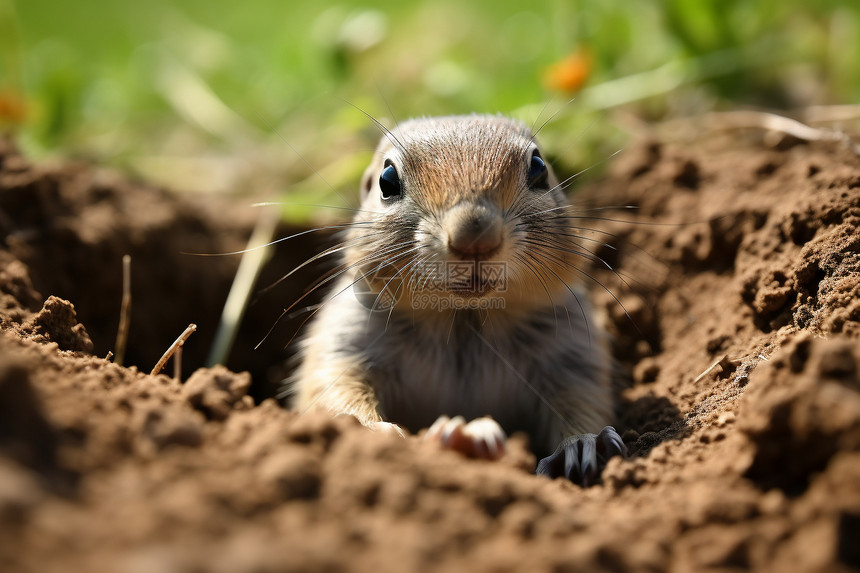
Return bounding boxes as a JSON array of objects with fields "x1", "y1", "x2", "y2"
[{"x1": 348, "y1": 115, "x2": 580, "y2": 311}]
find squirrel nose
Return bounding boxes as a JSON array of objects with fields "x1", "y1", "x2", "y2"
[{"x1": 446, "y1": 201, "x2": 503, "y2": 256}]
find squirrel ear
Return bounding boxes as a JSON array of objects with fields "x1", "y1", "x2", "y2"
[{"x1": 360, "y1": 165, "x2": 375, "y2": 201}]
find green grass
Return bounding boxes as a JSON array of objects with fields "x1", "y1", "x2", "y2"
[{"x1": 4, "y1": 0, "x2": 860, "y2": 218}]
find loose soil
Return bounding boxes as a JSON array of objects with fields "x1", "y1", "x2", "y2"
[{"x1": 0, "y1": 127, "x2": 859, "y2": 573}]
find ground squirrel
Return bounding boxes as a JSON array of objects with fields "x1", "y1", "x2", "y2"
[{"x1": 289, "y1": 114, "x2": 626, "y2": 485}]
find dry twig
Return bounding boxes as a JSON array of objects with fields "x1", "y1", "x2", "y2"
[
  {"x1": 114, "y1": 255, "x2": 132, "y2": 366},
  {"x1": 693, "y1": 354, "x2": 732, "y2": 384},
  {"x1": 704, "y1": 110, "x2": 860, "y2": 155},
  {"x1": 173, "y1": 346, "x2": 183, "y2": 380},
  {"x1": 151, "y1": 323, "x2": 197, "y2": 376}
]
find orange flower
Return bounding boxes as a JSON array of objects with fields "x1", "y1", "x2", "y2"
[
  {"x1": 543, "y1": 49, "x2": 592, "y2": 94},
  {"x1": 0, "y1": 89, "x2": 28, "y2": 125}
]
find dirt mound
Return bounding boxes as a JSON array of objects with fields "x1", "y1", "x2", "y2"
[{"x1": 0, "y1": 132, "x2": 859, "y2": 572}]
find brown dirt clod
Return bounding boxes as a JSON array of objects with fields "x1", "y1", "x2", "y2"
[{"x1": 1, "y1": 133, "x2": 859, "y2": 573}]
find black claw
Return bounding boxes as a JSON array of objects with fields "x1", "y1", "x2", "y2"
[
  {"x1": 562, "y1": 439, "x2": 583, "y2": 481},
  {"x1": 536, "y1": 426, "x2": 626, "y2": 487},
  {"x1": 577, "y1": 437, "x2": 596, "y2": 485},
  {"x1": 597, "y1": 425, "x2": 628, "y2": 462}
]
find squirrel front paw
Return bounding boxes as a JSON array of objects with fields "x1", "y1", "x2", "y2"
[
  {"x1": 536, "y1": 425, "x2": 627, "y2": 487},
  {"x1": 424, "y1": 415, "x2": 507, "y2": 460}
]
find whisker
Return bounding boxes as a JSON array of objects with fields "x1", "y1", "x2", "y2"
[
  {"x1": 183, "y1": 221, "x2": 373, "y2": 257},
  {"x1": 541, "y1": 112, "x2": 600, "y2": 173},
  {"x1": 512, "y1": 253, "x2": 560, "y2": 335},
  {"x1": 254, "y1": 112, "x2": 356, "y2": 209},
  {"x1": 255, "y1": 241, "x2": 418, "y2": 349},
  {"x1": 408, "y1": 254, "x2": 433, "y2": 292},
  {"x1": 523, "y1": 233, "x2": 627, "y2": 284},
  {"x1": 284, "y1": 304, "x2": 323, "y2": 320},
  {"x1": 376, "y1": 84, "x2": 400, "y2": 130},
  {"x1": 528, "y1": 245, "x2": 642, "y2": 337},
  {"x1": 521, "y1": 235, "x2": 643, "y2": 304},
  {"x1": 341, "y1": 99, "x2": 406, "y2": 154},
  {"x1": 466, "y1": 322, "x2": 578, "y2": 436},
  {"x1": 290, "y1": 245, "x2": 420, "y2": 345},
  {"x1": 543, "y1": 213, "x2": 691, "y2": 227},
  {"x1": 514, "y1": 225, "x2": 619, "y2": 251},
  {"x1": 361, "y1": 245, "x2": 425, "y2": 317},
  {"x1": 521, "y1": 235, "x2": 614, "y2": 271},
  {"x1": 504, "y1": 131, "x2": 617, "y2": 222},
  {"x1": 549, "y1": 148, "x2": 624, "y2": 196},
  {"x1": 256, "y1": 230, "x2": 388, "y2": 295},
  {"x1": 520, "y1": 249, "x2": 591, "y2": 343},
  {"x1": 251, "y1": 201, "x2": 379, "y2": 216},
  {"x1": 446, "y1": 309, "x2": 458, "y2": 345},
  {"x1": 416, "y1": 252, "x2": 444, "y2": 293},
  {"x1": 528, "y1": 98, "x2": 555, "y2": 138},
  {"x1": 384, "y1": 254, "x2": 429, "y2": 329},
  {"x1": 528, "y1": 95, "x2": 578, "y2": 145},
  {"x1": 525, "y1": 203, "x2": 640, "y2": 219},
  {"x1": 549, "y1": 219, "x2": 681, "y2": 289}
]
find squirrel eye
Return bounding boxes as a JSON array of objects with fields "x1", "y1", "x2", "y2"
[
  {"x1": 379, "y1": 163, "x2": 402, "y2": 200},
  {"x1": 527, "y1": 151, "x2": 548, "y2": 189}
]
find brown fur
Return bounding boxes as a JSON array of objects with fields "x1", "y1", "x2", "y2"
[{"x1": 290, "y1": 114, "x2": 614, "y2": 458}]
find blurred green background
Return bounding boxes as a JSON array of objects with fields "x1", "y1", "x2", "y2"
[{"x1": 3, "y1": 0, "x2": 859, "y2": 214}]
